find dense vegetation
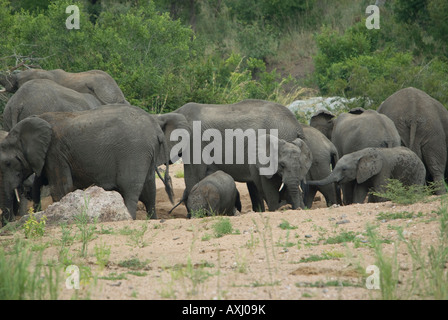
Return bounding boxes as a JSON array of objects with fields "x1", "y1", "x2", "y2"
[{"x1": 1, "y1": 0, "x2": 448, "y2": 113}]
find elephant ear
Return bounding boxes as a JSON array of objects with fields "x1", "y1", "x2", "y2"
[
  {"x1": 356, "y1": 153, "x2": 383, "y2": 184},
  {"x1": 158, "y1": 113, "x2": 191, "y2": 161},
  {"x1": 309, "y1": 110, "x2": 335, "y2": 140},
  {"x1": 256, "y1": 134, "x2": 282, "y2": 179},
  {"x1": 8, "y1": 117, "x2": 52, "y2": 176},
  {"x1": 291, "y1": 138, "x2": 313, "y2": 175}
]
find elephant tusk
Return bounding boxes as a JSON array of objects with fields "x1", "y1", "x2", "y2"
[
  {"x1": 14, "y1": 188, "x2": 20, "y2": 203},
  {"x1": 298, "y1": 185, "x2": 303, "y2": 193},
  {"x1": 278, "y1": 183, "x2": 285, "y2": 192}
]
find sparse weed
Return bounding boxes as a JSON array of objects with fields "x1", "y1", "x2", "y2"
[
  {"x1": 23, "y1": 208, "x2": 46, "y2": 239},
  {"x1": 371, "y1": 179, "x2": 434, "y2": 205},
  {"x1": 94, "y1": 241, "x2": 111, "y2": 270},
  {"x1": 278, "y1": 219, "x2": 298, "y2": 230},
  {"x1": 74, "y1": 197, "x2": 97, "y2": 258},
  {"x1": 127, "y1": 222, "x2": 149, "y2": 248}
]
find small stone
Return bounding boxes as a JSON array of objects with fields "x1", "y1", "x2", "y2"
[
  {"x1": 336, "y1": 219, "x2": 350, "y2": 225},
  {"x1": 305, "y1": 234, "x2": 312, "y2": 238}
]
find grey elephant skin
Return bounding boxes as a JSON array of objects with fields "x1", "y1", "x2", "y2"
[
  {"x1": 158, "y1": 99, "x2": 306, "y2": 211},
  {"x1": 308, "y1": 147, "x2": 426, "y2": 203},
  {"x1": 302, "y1": 125, "x2": 341, "y2": 208},
  {"x1": 3, "y1": 79, "x2": 102, "y2": 131},
  {"x1": 0, "y1": 105, "x2": 173, "y2": 222},
  {"x1": 377, "y1": 87, "x2": 448, "y2": 194},
  {"x1": 0, "y1": 130, "x2": 33, "y2": 219},
  {"x1": 0, "y1": 68, "x2": 128, "y2": 105},
  {"x1": 252, "y1": 135, "x2": 312, "y2": 210},
  {"x1": 310, "y1": 108, "x2": 401, "y2": 204},
  {"x1": 170, "y1": 170, "x2": 241, "y2": 217}
]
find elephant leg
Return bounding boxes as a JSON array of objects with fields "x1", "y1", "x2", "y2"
[
  {"x1": 422, "y1": 141, "x2": 447, "y2": 195},
  {"x1": 352, "y1": 183, "x2": 369, "y2": 204},
  {"x1": 260, "y1": 176, "x2": 283, "y2": 211},
  {"x1": 341, "y1": 181, "x2": 355, "y2": 205},
  {"x1": 48, "y1": 163, "x2": 74, "y2": 202},
  {"x1": 184, "y1": 164, "x2": 207, "y2": 195},
  {"x1": 303, "y1": 184, "x2": 317, "y2": 209},
  {"x1": 139, "y1": 169, "x2": 157, "y2": 220},
  {"x1": 318, "y1": 184, "x2": 339, "y2": 207},
  {"x1": 247, "y1": 182, "x2": 265, "y2": 212}
]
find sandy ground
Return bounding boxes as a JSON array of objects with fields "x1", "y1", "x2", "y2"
[{"x1": 0, "y1": 163, "x2": 445, "y2": 300}]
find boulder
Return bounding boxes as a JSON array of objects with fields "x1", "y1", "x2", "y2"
[{"x1": 19, "y1": 186, "x2": 132, "y2": 225}]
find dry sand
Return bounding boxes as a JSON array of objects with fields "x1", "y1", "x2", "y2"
[{"x1": 1, "y1": 163, "x2": 444, "y2": 300}]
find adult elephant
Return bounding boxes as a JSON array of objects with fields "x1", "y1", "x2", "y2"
[
  {"x1": 0, "y1": 68, "x2": 129, "y2": 105},
  {"x1": 302, "y1": 125, "x2": 341, "y2": 208},
  {"x1": 158, "y1": 99, "x2": 306, "y2": 211},
  {"x1": 310, "y1": 108, "x2": 401, "y2": 204},
  {"x1": 0, "y1": 105, "x2": 173, "y2": 223},
  {"x1": 3, "y1": 79, "x2": 102, "y2": 131},
  {"x1": 377, "y1": 87, "x2": 448, "y2": 195}
]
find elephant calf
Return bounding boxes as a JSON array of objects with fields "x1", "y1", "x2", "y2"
[
  {"x1": 169, "y1": 171, "x2": 241, "y2": 218},
  {"x1": 308, "y1": 147, "x2": 426, "y2": 204}
]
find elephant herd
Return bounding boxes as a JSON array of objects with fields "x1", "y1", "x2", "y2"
[{"x1": 0, "y1": 68, "x2": 446, "y2": 224}]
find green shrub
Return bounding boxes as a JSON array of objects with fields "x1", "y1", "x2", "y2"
[{"x1": 371, "y1": 179, "x2": 434, "y2": 205}]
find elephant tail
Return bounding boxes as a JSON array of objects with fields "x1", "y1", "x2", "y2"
[
  {"x1": 155, "y1": 166, "x2": 175, "y2": 205},
  {"x1": 408, "y1": 120, "x2": 420, "y2": 157},
  {"x1": 168, "y1": 189, "x2": 188, "y2": 214},
  {"x1": 235, "y1": 190, "x2": 242, "y2": 212}
]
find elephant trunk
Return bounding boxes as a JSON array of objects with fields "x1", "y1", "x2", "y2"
[
  {"x1": 284, "y1": 179, "x2": 305, "y2": 210},
  {"x1": 307, "y1": 172, "x2": 339, "y2": 187}
]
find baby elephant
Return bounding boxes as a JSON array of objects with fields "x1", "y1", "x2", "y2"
[
  {"x1": 169, "y1": 171, "x2": 242, "y2": 218},
  {"x1": 308, "y1": 147, "x2": 426, "y2": 203}
]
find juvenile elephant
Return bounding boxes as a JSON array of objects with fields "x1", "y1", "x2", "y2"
[
  {"x1": 0, "y1": 68, "x2": 128, "y2": 105},
  {"x1": 377, "y1": 87, "x2": 448, "y2": 194},
  {"x1": 310, "y1": 108, "x2": 401, "y2": 204},
  {"x1": 169, "y1": 170, "x2": 241, "y2": 217},
  {"x1": 158, "y1": 99, "x2": 305, "y2": 211},
  {"x1": 308, "y1": 147, "x2": 426, "y2": 203},
  {"x1": 302, "y1": 125, "x2": 341, "y2": 208},
  {"x1": 0, "y1": 105, "x2": 173, "y2": 222},
  {"x1": 3, "y1": 79, "x2": 102, "y2": 131}
]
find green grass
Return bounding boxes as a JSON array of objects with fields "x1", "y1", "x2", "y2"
[
  {"x1": 295, "y1": 280, "x2": 362, "y2": 288},
  {"x1": 377, "y1": 211, "x2": 424, "y2": 221},
  {"x1": 325, "y1": 231, "x2": 359, "y2": 245},
  {"x1": 174, "y1": 171, "x2": 184, "y2": 178},
  {"x1": 117, "y1": 258, "x2": 150, "y2": 271},
  {"x1": 371, "y1": 179, "x2": 434, "y2": 205},
  {"x1": 0, "y1": 239, "x2": 61, "y2": 300},
  {"x1": 295, "y1": 251, "x2": 345, "y2": 264},
  {"x1": 278, "y1": 219, "x2": 298, "y2": 230},
  {"x1": 212, "y1": 217, "x2": 234, "y2": 238}
]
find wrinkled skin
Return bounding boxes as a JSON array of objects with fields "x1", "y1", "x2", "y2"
[
  {"x1": 158, "y1": 100, "x2": 305, "y2": 212},
  {"x1": 310, "y1": 108, "x2": 401, "y2": 204},
  {"x1": 169, "y1": 170, "x2": 241, "y2": 218},
  {"x1": 248, "y1": 135, "x2": 312, "y2": 211},
  {"x1": 308, "y1": 147, "x2": 426, "y2": 204},
  {"x1": 302, "y1": 125, "x2": 341, "y2": 208},
  {"x1": 0, "y1": 68, "x2": 128, "y2": 105},
  {"x1": 378, "y1": 87, "x2": 448, "y2": 195},
  {"x1": 0, "y1": 105, "x2": 173, "y2": 222},
  {"x1": 3, "y1": 79, "x2": 102, "y2": 131},
  {"x1": 0, "y1": 130, "x2": 32, "y2": 221}
]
